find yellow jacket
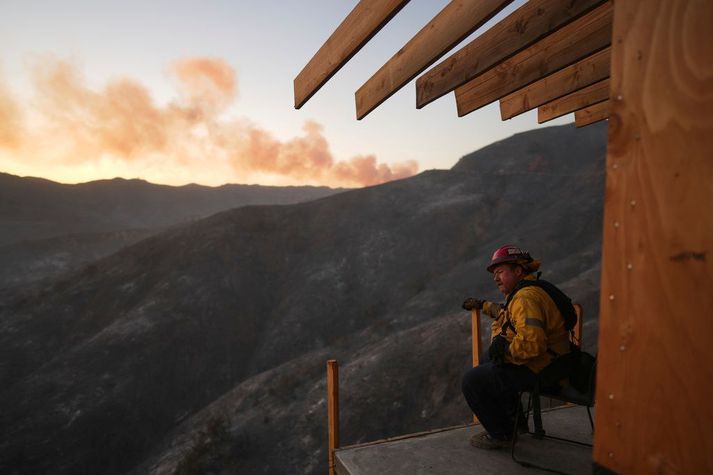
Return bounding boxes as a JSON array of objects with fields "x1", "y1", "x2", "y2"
[{"x1": 482, "y1": 276, "x2": 571, "y2": 373}]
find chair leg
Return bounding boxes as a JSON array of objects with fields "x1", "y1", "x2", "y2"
[
  {"x1": 586, "y1": 406, "x2": 594, "y2": 434},
  {"x1": 511, "y1": 401, "x2": 520, "y2": 461},
  {"x1": 511, "y1": 392, "x2": 526, "y2": 463},
  {"x1": 532, "y1": 392, "x2": 545, "y2": 439}
]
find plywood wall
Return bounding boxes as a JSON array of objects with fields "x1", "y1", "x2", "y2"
[{"x1": 594, "y1": 0, "x2": 713, "y2": 472}]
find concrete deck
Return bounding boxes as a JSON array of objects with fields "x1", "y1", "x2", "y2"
[{"x1": 335, "y1": 405, "x2": 593, "y2": 475}]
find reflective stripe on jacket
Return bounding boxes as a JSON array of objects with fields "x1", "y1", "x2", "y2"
[{"x1": 483, "y1": 277, "x2": 570, "y2": 373}]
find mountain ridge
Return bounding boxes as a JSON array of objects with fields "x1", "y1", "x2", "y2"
[
  {"x1": 0, "y1": 173, "x2": 345, "y2": 289},
  {"x1": 0, "y1": 171, "x2": 344, "y2": 247}
]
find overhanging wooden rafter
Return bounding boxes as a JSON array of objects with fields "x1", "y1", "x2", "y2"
[
  {"x1": 538, "y1": 78, "x2": 610, "y2": 123},
  {"x1": 499, "y1": 47, "x2": 611, "y2": 120},
  {"x1": 574, "y1": 99, "x2": 610, "y2": 127},
  {"x1": 294, "y1": 0, "x2": 615, "y2": 128},
  {"x1": 454, "y1": 1, "x2": 613, "y2": 117},
  {"x1": 415, "y1": 0, "x2": 607, "y2": 109},
  {"x1": 293, "y1": 0, "x2": 410, "y2": 109},
  {"x1": 355, "y1": 0, "x2": 512, "y2": 120}
]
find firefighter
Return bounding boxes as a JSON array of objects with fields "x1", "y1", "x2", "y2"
[{"x1": 461, "y1": 245, "x2": 571, "y2": 449}]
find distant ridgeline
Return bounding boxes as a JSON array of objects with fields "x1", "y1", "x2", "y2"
[{"x1": 0, "y1": 175, "x2": 340, "y2": 289}]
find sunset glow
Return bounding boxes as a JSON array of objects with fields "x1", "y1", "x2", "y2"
[
  {"x1": 0, "y1": 0, "x2": 568, "y2": 188},
  {"x1": 0, "y1": 57, "x2": 416, "y2": 187}
]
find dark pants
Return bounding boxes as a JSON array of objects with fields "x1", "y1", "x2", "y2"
[{"x1": 461, "y1": 361, "x2": 537, "y2": 440}]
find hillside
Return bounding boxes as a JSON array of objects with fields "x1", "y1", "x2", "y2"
[
  {"x1": 0, "y1": 173, "x2": 341, "y2": 247},
  {"x1": 0, "y1": 175, "x2": 342, "y2": 289},
  {"x1": 0, "y1": 122, "x2": 607, "y2": 474}
]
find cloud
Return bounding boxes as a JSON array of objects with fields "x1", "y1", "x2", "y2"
[{"x1": 0, "y1": 57, "x2": 418, "y2": 187}]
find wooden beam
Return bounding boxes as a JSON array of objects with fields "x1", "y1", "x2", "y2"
[
  {"x1": 539, "y1": 78, "x2": 610, "y2": 123},
  {"x1": 294, "y1": 0, "x2": 410, "y2": 109},
  {"x1": 327, "y1": 360, "x2": 340, "y2": 475},
  {"x1": 355, "y1": 0, "x2": 512, "y2": 120},
  {"x1": 593, "y1": 1, "x2": 713, "y2": 472},
  {"x1": 455, "y1": 1, "x2": 613, "y2": 117},
  {"x1": 499, "y1": 47, "x2": 611, "y2": 120},
  {"x1": 574, "y1": 100, "x2": 610, "y2": 127},
  {"x1": 416, "y1": 0, "x2": 607, "y2": 109}
]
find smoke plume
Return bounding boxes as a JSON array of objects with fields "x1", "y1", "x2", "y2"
[
  {"x1": 0, "y1": 78, "x2": 22, "y2": 148},
  {"x1": 0, "y1": 57, "x2": 418, "y2": 187}
]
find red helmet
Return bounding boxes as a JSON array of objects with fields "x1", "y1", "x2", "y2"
[{"x1": 486, "y1": 244, "x2": 534, "y2": 273}]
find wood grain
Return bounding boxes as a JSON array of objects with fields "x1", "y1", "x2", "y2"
[
  {"x1": 355, "y1": 0, "x2": 511, "y2": 120},
  {"x1": 539, "y1": 78, "x2": 610, "y2": 123},
  {"x1": 294, "y1": 0, "x2": 409, "y2": 109},
  {"x1": 574, "y1": 99, "x2": 610, "y2": 127},
  {"x1": 455, "y1": 1, "x2": 613, "y2": 117},
  {"x1": 499, "y1": 47, "x2": 611, "y2": 120},
  {"x1": 593, "y1": 0, "x2": 713, "y2": 472},
  {"x1": 416, "y1": 0, "x2": 607, "y2": 109},
  {"x1": 471, "y1": 309, "x2": 482, "y2": 369}
]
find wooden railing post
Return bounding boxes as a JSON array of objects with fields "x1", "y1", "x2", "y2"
[
  {"x1": 327, "y1": 360, "x2": 339, "y2": 475},
  {"x1": 471, "y1": 309, "x2": 482, "y2": 423}
]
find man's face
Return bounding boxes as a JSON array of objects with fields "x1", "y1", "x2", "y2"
[{"x1": 492, "y1": 264, "x2": 524, "y2": 295}]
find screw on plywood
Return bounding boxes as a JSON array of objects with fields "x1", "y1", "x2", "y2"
[
  {"x1": 609, "y1": 294, "x2": 615, "y2": 301},
  {"x1": 627, "y1": 263, "x2": 633, "y2": 270},
  {"x1": 630, "y1": 200, "x2": 637, "y2": 207},
  {"x1": 614, "y1": 221, "x2": 620, "y2": 228}
]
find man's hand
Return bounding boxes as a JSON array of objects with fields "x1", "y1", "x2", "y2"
[
  {"x1": 462, "y1": 297, "x2": 485, "y2": 311},
  {"x1": 488, "y1": 334, "x2": 509, "y2": 365}
]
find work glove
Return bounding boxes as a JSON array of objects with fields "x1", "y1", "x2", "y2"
[
  {"x1": 488, "y1": 334, "x2": 510, "y2": 365},
  {"x1": 462, "y1": 297, "x2": 485, "y2": 311}
]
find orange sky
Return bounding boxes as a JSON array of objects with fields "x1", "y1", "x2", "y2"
[
  {"x1": 0, "y1": 57, "x2": 417, "y2": 187},
  {"x1": 0, "y1": 1, "x2": 572, "y2": 189}
]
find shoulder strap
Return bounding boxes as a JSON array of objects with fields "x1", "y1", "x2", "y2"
[{"x1": 504, "y1": 278, "x2": 578, "y2": 332}]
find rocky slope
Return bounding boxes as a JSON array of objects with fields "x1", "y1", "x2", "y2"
[{"x1": 0, "y1": 122, "x2": 607, "y2": 474}]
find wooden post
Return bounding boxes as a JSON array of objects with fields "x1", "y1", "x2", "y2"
[
  {"x1": 471, "y1": 308, "x2": 481, "y2": 423},
  {"x1": 327, "y1": 360, "x2": 340, "y2": 475},
  {"x1": 471, "y1": 309, "x2": 482, "y2": 368},
  {"x1": 594, "y1": 1, "x2": 713, "y2": 472}
]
